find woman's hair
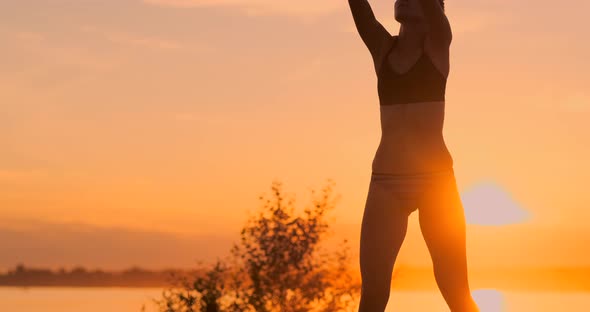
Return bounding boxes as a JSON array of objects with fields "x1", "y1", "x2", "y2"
[{"x1": 439, "y1": 0, "x2": 445, "y2": 10}]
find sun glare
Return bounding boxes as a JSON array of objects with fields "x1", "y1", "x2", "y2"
[{"x1": 461, "y1": 181, "x2": 530, "y2": 226}]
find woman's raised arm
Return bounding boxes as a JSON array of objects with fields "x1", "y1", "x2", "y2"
[
  {"x1": 347, "y1": 0, "x2": 390, "y2": 58},
  {"x1": 417, "y1": 0, "x2": 452, "y2": 45}
]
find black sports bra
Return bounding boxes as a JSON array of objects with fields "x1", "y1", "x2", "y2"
[{"x1": 377, "y1": 36, "x2": 447, "y2": 105}]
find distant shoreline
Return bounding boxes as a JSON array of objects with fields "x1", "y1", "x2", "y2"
[{"x1": 2, "y1": 264, "x2": 588, "y2": 291}]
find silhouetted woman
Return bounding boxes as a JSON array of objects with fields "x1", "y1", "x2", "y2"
[{"x1": 347, "y1": 0, "x2": 479, "y2": 311}]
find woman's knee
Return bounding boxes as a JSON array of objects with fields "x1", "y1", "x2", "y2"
[{"x1": 359, "y1": 283, "x2": 391, "y2": 309}]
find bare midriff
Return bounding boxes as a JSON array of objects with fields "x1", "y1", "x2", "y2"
[{"x1": 371, "y1": 100, "x2": 454, "y2": 174}]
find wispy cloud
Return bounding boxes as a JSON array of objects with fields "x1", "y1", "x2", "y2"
[
  {"x1": 446, "y1": 7, "x2": 502, "y2": 34},
  {"x1": 561, "y1": 93, "x2": 589, "y2": 112},
  {"x1": 81, "y1": 25, "x2": 183, "y2": 51},
  {"x1": 80, "y1": 25, "x2": 213, "y2": 54},
  {"x1": 284, "y1": 57, "x2": 324, "y2": 81},
  {"x1": 536, "y1": 92, "x2": 590, "y2": 112},
  {"x1": 143, "y1": 0, "x2": 342, "y2": 16},
  {"x1": 172, "y1": 112, "x2": 226, "y2": 126},
  {"x1": 9, "y1": 30, "x2": 114, "y2": 72},
  {"x1": 0, "y1": 170, "x2": 50, "y2": 183}
]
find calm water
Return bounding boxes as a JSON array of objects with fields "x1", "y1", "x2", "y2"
[{"x1": 1, "y1": 287, "x2": 589, "y2": 311}]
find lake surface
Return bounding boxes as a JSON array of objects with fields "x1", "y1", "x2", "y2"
[{"x1": 1, "y1": 287, "x2": 589, "y2": 311}]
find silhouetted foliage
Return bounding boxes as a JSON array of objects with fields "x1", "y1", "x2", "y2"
[{"x1": 153, "y1": 179, "x2": 361, "y2": 312}]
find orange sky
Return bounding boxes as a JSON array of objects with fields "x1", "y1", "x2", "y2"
[{"x1": 1, "y1": 0, "x2": 589, "y2": 270}]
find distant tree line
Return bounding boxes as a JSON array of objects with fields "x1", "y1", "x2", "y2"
[{"x1": 0, "y1": 264, "x2": 200, "y2": 287}]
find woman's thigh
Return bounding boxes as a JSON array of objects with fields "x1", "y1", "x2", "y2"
[
  {"x1": 359, "y1": 178, "x2": 415, "y2": 291},
  {"x1": 417, "y1": 172, "x2": 470, "y2": 285},
  {"x1": 417, "y1": 172, "x2": 466, "y2": 249}
]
